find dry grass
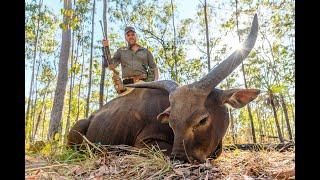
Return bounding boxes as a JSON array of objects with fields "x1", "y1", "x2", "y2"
[{"x1": 25, "y1": 143, "x2": 295, "y2": 180}]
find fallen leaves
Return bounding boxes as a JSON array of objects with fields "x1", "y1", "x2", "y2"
[{"x1": 25, "y1": 146, "x2": 295, "y2": 179}]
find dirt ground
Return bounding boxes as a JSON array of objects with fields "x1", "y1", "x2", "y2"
[{"x1": 25, "y1": 145, "x2": 295, "y2": 180}]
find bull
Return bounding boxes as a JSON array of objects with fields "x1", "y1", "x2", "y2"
[{"x1": 68, "y1": 14, "x2": 259, "y2": 163}]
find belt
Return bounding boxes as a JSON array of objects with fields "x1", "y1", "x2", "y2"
[{"x1": 123, "y1": 74, "x2": 147, "y2": 85}]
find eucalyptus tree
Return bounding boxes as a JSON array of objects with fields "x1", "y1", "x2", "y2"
[{"x1": 48, "y1": 0, "x2": 73, "y2": 140}]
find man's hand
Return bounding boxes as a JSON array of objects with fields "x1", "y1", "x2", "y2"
[{"x1": 102, "y1": 39, "x2": 109, "y2": 47}]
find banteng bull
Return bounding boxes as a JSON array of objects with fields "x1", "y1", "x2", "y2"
[{"x1": 68, "y1": 14, "x2": 259, "y2": 163}]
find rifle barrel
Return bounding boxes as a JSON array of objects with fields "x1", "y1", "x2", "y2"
[{"x1": 99, "y1": 20, "x2": 107, "y2": 38}]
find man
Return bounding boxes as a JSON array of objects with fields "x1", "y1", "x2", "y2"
[{"x1": 102, "y1": 26, "x2": 159, "y2": 94}]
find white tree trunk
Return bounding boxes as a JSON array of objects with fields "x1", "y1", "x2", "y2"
[{"x1": 85, "y1": 0, "x2": 96, "y2": 117}]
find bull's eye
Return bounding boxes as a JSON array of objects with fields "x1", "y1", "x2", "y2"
[
  {"x1": 199, "y1": 117, "x2": 207, "y2": 126},
  {"x1": 193, "y1": 117, "x2": 208, "y2": 131}
]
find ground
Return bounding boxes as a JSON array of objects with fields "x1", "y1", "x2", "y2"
[{"x1": 25, "y1": 143, "x2": 295, "y2": 179}]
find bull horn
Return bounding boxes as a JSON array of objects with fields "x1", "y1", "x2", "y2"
[
  {"x1": 189, "y1": 14, "x2": 258, "y2": 93},
  {"x1": 126, "y1": 80, "x2": 179, "y2": 93}
]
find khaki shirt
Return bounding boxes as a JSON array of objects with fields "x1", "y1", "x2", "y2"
[{"x1": 111, "y1": 45, "x2": 157, "y2": 78}]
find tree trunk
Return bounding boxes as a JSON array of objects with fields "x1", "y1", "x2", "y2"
[
  {"x1": 280, "y1": 94, "x2": 293, "y2": 141},
  {"x1": 286, "y1": 95, "x2": 295, "y2": 138},
  {"x1": 281, "y1": 107, "x2": 285, "y2": 139},
  {"x1": 33, "y1": 111, "x2": 42, "y2": 141},
  {"x1": 226, "y1": 80, "x2": 236, "y2": 144},
  {"x1": 29, "y1": 51, "x2": 43, "y2": 142},
  {"x1": 289, "y1": 96, "x2": 295, "y2": 122},
  {"x1": 99, "y1": 0, "x2": 108, "y2": 109},
  {"x1": 42, "y1": 91, "x2": 53, "y2": 140},
  {"x1": 228, "y1": 109, "x2": 236, "y2": 144},
  {"x1": 26, "y1": 0, "x2": 43, "y2": 127},
  {"x1": 235, "y1": 0, "x2": 256, "y2": 143},
  {"x1": 63, "y1": 30, "x2": 75, "y2": 144},
  {"x1": 41, "y1": 103, "x2": 47, "y2": 140},
  {"x1": 48, "y1": 0, "x2": 72, "y2": 140},
  {"x1": 262, "y1": 111, "x2": 268, "y2": 142},
  {"x1": 268, "y1": 117, "x2": 275, "y2": 140},
  {"x1": 269, "y1": 91, "x2": 284, "y2": 143},
  {"x1": 243, "y1": 71, "x2": 257, "y2": 143},
  {"x1": 170, "y1": 0, "x2": 178, "y2": 81},
  {"x1": 256, "y1": 108, "x2": 264, "y2": 143},
  {"x1": 32, "y1": 80, "x2": 51, "y2": 140},
  {"x1": 76, "y1": 42, "x2": 85, "y2": 122},
  {"x1": 204, "y1": 0, "x2": 211, "y2": 73},
  {"x1": 85, "y1": 0, "x2": 96, "y2": 117}
]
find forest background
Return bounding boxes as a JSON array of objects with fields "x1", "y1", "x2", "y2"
[{"x1": 25, "y1": 0, "x2": 295, "y2": 147}]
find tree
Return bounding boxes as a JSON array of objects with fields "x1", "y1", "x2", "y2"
[
  {"x1": 48, "y1": 0, "x2": 73, "y2": 140},
  {"x1": 170, "y1": 0, "x2": 178, "y2": 81},
  {"x1": 85, "y1": 0, "x2": 96, "y2": 117},
  {"x1": 76, "y1": 42, "x2": 86, "y2": 122},
  {"x1": 234, "y1": 0, "x2": 256, "y2": 143},
  {"x1": 63, "y1": 30, "x2": 76, "y2": 143},
  {"x1": 25, "y1": 0, "x2": 43, "y2": 130},
  {"x1": 31, "y1": 65, "x2": 53, "y2": 140},
  {"x1": 280, "y1": 94, "x2": 293, "y2": 141},
  {"x1": 200, "y1": 0, "x2": 211, "y2": 73},
  {"x1": 29, "y1": 49, "x2": 42, "y2": 141},
  {"x1": 99, "y1": 0, "x2": 110, "y2": 109}
]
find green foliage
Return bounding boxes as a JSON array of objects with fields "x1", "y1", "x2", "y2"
[
  {"x1": 25, "y1": 2, "x2": 59, "y2": 60},
  {"x1": 270, "y1": 84, "x2": 287, "y2": 94},
  {"x1": 221, "y1": 18, "x2": 236, "y2": 29}
]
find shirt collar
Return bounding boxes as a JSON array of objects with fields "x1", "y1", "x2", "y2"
[{"x1": 126, "y1": 44, "x2": 144, "y2": 51}]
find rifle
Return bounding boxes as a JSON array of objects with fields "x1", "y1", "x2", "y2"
[{"x1": 99, "y1": 20, "x2": 125, "y2": 94}]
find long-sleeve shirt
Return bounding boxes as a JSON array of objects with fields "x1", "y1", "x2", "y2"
[{"x1": 110, "y1": 46, "x2": 157, "y2": 78}]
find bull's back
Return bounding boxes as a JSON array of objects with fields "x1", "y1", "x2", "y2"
[{"x1": 85, "y1": 88, "x2": 169, "y2": 146}]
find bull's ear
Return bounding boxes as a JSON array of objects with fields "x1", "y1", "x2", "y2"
[
  {"x1": 221, "y1": 89, "x2": 260, "y2": 108},
  {"x1": 157, "y1": 107, "x2": 171, "y2": 123}
]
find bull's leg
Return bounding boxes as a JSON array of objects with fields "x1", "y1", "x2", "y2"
[
  {"x1": 133, "y1": 122, "x2": 174, "y2": 156},
  {"x1": 67, "y1": 119, "x2": 91, "y2": 148},
  {"x1": 134, "y1": 139, "x2": 173, "y2": 156}
]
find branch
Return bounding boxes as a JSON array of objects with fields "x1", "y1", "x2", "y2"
[
  {"x1": 138, "y1": 27, "x2": 166, "y2": 46},
  {"x1": 209, "y1": 37, "x2": 221, "y2": 55},
  {"x1": 198, "y1": 0, "x2": 204, "y2": 7}
]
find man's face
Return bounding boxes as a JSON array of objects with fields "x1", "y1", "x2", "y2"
[{"x1": 125, "y1": 31, "x2": 137, "y2": 46}]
